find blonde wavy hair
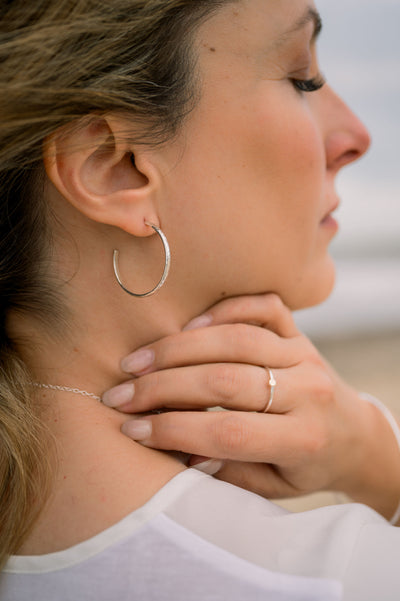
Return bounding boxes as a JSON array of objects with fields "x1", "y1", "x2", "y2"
[{"x1": 0, "y1": 0, "x2": 235, "y2": 567}]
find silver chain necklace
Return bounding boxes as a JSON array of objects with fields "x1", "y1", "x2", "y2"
[{"x1": 33, "y1": 382, "x2": 102, "y2": 402}]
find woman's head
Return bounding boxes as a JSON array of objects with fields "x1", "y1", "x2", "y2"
[{"x1": 1, "y1": 0, "x2": 370, "y2": 336}]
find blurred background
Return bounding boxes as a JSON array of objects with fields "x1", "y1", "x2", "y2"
[{"x1": 295, "y1": 0, "x2": 400, "y2": 410}]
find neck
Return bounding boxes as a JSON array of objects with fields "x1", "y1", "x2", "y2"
[
  {"x1": 9, "y1": 298, "x2": 192, "y2": 555},
  {"x1": 18, "y1": 376, "x2": 186, "y2": 555},
  {"x1": 8, "y1": 291, "x2": 187, "y2": 397}
]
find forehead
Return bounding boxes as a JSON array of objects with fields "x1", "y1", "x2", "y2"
[{"x1": 196, "y1": 0, "x2": 318, "y2": 56}]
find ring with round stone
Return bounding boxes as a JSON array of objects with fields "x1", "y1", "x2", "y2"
[{"x1": 262, "y1": 367, "x2": 276, "y2": 413}]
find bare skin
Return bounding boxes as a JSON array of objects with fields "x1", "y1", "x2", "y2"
[{"x1": 17, "y1": 395, "x2": 185, "y2": 555}]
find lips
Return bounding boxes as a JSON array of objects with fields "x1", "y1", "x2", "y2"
[{"x1": 321, "y1": 198, "x2": 340, "y2": 223}]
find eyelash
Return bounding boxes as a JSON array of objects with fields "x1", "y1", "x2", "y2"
[{"x1": 291, "y1": 74, "x2": 326, "y2": 93}]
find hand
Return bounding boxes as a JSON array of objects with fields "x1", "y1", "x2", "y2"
[{"x1": 103, "y1": 294, "x2": 400, "y2": 519}]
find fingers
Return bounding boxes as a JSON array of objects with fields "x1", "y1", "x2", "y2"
[
  {"x1": 214, "y1": 461, "x2": 299, "y2": 499},
  {"x1": 121, "y1": 410, "x2": 302, "y2": 463},
  {"x1": 189, "y1": 457, "x2": 298, "y2": 498},
  {"x1": 120, "y1": 323, "x2": 305, "y2": 377},
  {"x1": 104, "y1": 359, "x2": 332, "y2": 416},
  {"x1": 185, "y1": 294, "x2": 299, "y2": 338},
  {"x1": 108, "y1": 363, "x2": 289, "y2": 414}
]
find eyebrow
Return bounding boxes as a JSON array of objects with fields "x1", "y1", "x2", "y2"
[
  {"x1": 292, "y1": 7, "x2": 322, "y2": 41},
  {"x1": 275, "y1": 7, "x2": 323, "y2": 47}
]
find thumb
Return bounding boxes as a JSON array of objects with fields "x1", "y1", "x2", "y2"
[{"x1": 215, "y1": 461, "x2": 298, "y2": 499}]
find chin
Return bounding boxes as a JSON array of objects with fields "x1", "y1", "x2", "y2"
[{"x1": 284, "y1": 257, "x2": 336, "y2": 311}]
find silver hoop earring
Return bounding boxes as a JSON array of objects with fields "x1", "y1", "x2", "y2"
[{"x1": 113, "y1": 222, "x2": 171, "y2": 298}]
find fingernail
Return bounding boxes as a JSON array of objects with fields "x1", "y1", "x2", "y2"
[
  {"x1": 121, "y1": 349, "x2": 155, "y2": 374},
  {"x1": 102, "y1": 382, "x2": 135, "y2": 408},
  {"x1": 192, "y1": 459, "x2": 224, "y2": 476},
  {"x1": 183, "y1": 314, "x2": 213, "y2": 331},
  {"x1": 121, "y1": 420, "x2": 152, "y2": 440}
]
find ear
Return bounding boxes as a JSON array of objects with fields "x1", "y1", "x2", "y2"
[{"x1": 43, "y1": 115, "x2": 161, "y2": 236}]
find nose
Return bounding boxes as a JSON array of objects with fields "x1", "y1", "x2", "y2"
[{"x1": 316, "y1": 85, "x2": 371, "y2": 174}]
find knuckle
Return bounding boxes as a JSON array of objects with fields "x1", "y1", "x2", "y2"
[
  {"x1": 229, "y1": 323, "x2": 255, "y2": 345},
  {"x1": 300, "y1": 361, "x2": 334, "y2": 406},
  {"x1": 302, "y1": 423, "x2": 328, "y2": 456},
  {"x1": 207, "y1": 364, "x2": 241, "y2": 404},
  {"x1": 151, "y1": 335, "x2": 176, "y2": 366},
  {"x1": 138, "y1": 372, "x2": 162, "y2": 402},
  {"x1": 297, "y1": 340, "x2": 330, "y2": 372},
  {"x1": 225, "y1": 462, "x2": 258, "y2": 493},
  {"x1": 151, "y1": 413, "x2": 181, "y2": 448},
  {"x1": 264, "y1": 293, "x2": 285, "y2": 316},
  {"x1": 264, "y1": 293, "x2": 283, "y2": 310},
  {"x1": 213, "y1": 414, "x2": 250, "y2": 455},
  {"x1": 298, "y1": 336, "x2": 318, "y2": 360},
  {"x1": 231, "y1": 297, "x2": 253, "y2": 314},
  {"x1": 227, "y1": 323, "x2": 260, "y2": 355},
  {"x1": 313, "y1": 372, "x2": 335, "y2": 404}
]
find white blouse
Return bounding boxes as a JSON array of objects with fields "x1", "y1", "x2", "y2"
[{"x1": 1, "y1": 468, "x2": 400, "y2": 600}]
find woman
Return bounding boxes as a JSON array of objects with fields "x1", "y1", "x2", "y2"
[{"x1": 0, "y1": 0, "x2": 399, "y2": 599}]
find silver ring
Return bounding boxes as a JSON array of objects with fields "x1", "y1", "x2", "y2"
[{"x1": 263, "y1": 368, "x2": 276, "y2": 413}]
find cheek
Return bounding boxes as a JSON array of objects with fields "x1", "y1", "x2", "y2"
[
  {"x1": 182, "y1": 93, "x2": 323, "y2": 207},
  {"x1": 250, "y1": 97, "x2": 325, "y2": 195},
  {"x1": 164, "y1": 91, "x2": 327, "y2": 294},
  {"x1": 235, "y1": 99, "x2": 325, "y2": 251},
  {"x1": 203, "y1": 87, "x2": 323, "y2": 203}
]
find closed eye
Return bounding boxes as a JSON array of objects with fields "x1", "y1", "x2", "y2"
[{"x1": 291, "y1": 74, "x2": 326, "y2": 93}]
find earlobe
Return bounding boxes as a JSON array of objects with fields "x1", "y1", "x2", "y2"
[{"x1": 43, "y1": 116, "x2": 161, "y2": 237}]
